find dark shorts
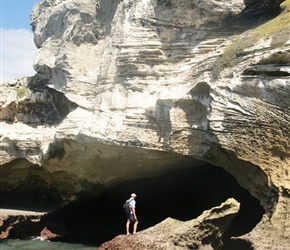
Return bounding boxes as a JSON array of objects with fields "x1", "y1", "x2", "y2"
[{"x1": 126, "y1": 213, "x2": 137, "y2": 223}]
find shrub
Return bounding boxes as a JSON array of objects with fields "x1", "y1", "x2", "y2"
[{"x1": 27, "y1": 74, "x2": 42, "y2": 92}]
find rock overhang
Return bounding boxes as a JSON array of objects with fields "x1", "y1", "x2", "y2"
[{"x1": 0, "y1": 0, "x2": 289, "y2": 247}]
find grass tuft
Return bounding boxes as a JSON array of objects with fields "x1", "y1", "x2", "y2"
[
  {"x1": 16, "y1": 88, "x2": 26, "y2": 98},
  {"x1": 258, "y1": 51, "x2": 290, "y2": 64}
]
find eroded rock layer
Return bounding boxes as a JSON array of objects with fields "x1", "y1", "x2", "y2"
[{"x1": 0, "y1": 0, "x2": 290, "y2": 248}]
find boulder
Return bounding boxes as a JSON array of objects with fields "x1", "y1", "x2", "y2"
[{"x1": 99, "y1": 198, "x2": 240, "y2": 250}]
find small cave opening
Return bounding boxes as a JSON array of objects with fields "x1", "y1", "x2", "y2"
[{"x1": 53, "y1": 164, "x2": 264, "y2": 248}]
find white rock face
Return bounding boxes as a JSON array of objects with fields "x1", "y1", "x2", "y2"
[
  {"x1": 1, "y1": 0, "x2": 290, "y2": 247},
  {"x1": 29, "y1": 0, "x2": 246, "y2": 150}
]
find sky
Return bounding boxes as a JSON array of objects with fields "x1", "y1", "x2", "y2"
[{"x1": 1, "y1": 0, "x2": 40, "y2": 83}]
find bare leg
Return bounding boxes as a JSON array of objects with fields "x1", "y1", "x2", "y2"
[
  {"x1": 126, "y1": 221, "x2": 130, "y2": 235},
  {"x1": 133, "y1": 221, "x2": 138, "y2": 234}
]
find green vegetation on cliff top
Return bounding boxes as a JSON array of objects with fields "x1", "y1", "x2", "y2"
[{"x1": 213, "y1": 0, "x2": 290, "y2": 78}]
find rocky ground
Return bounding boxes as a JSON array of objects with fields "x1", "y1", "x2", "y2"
[
  {"x1": 0, "y1": 209, "x2": 47, "y2": 239},
  {"x1": 98, "y1": 198, "x2": 240, "y2": 250},
  {"x1": 1, "y1": 0, "x2": 290, "y2": 248}
]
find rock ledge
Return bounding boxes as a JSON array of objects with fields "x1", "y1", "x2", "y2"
[{"x1": 99, "y1": 198, "x2": 240, "y2": 250}]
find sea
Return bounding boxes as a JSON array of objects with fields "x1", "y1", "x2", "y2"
[{"x1": 0, "y1": 239, "x2": 98, "y2": 250}]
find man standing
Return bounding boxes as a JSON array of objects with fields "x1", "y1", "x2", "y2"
[{"x1": 126, "y1": 193, "x2": 138, "y2": 235}]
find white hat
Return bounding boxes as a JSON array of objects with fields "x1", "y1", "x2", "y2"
[{"x1": 131, "y1": 193, "x2": 137, "y2": 197}]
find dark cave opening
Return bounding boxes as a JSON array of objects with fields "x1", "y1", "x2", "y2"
[{"x1": 55, "y1": 164, "x2": 264, "y2": 248}]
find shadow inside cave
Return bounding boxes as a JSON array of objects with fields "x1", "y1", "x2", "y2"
[{"x1": 55, "y1": 164, "x2": 264, "y2": 248}]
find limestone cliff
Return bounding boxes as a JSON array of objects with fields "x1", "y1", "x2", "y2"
[{"x1": 0, "y1": 0, "x2": 290, "y2": 248}]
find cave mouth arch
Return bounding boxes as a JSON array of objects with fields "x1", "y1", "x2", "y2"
[{"x1": 57, "y1": 164, "x2": 264, "y2": 247}]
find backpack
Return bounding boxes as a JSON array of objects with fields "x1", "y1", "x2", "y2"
[{"x1": 123, "y1": 199, "x2": 131, "y2": 214}]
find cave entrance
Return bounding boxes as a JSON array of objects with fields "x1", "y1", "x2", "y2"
[{"x1": 58, "y1": 164, "x2": 264, "y2": 247}]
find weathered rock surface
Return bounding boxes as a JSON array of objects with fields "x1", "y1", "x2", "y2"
[
  {"x1": 0, "y1": 209, "x2": 46, "y2": 239},
  {"x1": 0, "y1": 0, "x2": 290, "y2": 248},
  {"x1": 40, "y1": 226, "x2": 60, "y2": 241},
  {"x1": 99, "y1": 198, "x2": 240, "y2": 250}
]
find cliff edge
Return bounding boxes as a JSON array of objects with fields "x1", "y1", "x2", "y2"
[{"x1": 0, "y1": 0, "x2": 289, "y2": 248}]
